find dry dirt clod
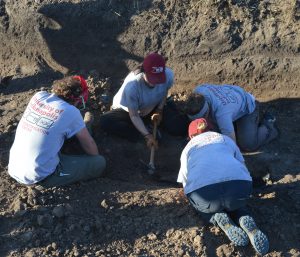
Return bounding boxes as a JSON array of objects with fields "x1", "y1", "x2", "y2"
[
  {"x1": 52, "y1": 206, "x2": 65, "y2": 218},
  {"x1": 100, "y1": 199, "x2": 109, "y2": 209}
]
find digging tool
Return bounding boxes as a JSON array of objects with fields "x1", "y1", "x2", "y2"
[
  {"x1": 139, "y1": 159, "x2": 179, "y2": 186},
  {"x1": 147, "y1": 121, "x2": 158, "y2": 175}
]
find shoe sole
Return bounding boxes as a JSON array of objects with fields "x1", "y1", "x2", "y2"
[
  {"x1": 239, "y1": 215, "x2": 269, "y2": 255},
  {"x1": 214, "y1": 212, "x2": 249, "y2": 246}
]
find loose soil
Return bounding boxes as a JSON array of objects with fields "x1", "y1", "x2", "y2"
[{"x1": 0, "y1": 1, "x2": 299, "y2": 256}]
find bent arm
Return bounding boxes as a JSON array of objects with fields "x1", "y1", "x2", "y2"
[
  {"x1": 128, "y1": 108, "x2": 150, "y2": 136},
  {"x1": 76, "y1": 127, "x2": 99, "y2": 155},
  {"x1": 156, "y1": 92, "x2": 168, "y2": 111},
  {"x1": 229, "y1": 131, "x2": 236, "y2": 143}
]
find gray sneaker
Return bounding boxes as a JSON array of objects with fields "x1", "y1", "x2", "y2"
[
  {"x1": 213, "y1": 212, "x2": 249, "y2": 246},
  {"x1": 263, "y1": 112, "x2": 276, "y2": 123},
  {"x1": 239, "y1": 215, "x2": 269, "y2": 255},
  {"x1": 262, "y1": 112, "x2": 279, "y2": 142}
]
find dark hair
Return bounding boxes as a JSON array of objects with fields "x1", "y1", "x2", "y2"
[
  {"x1": 51, "y1": 76, "x2": 82, "y2": 102},
  {"x1": 133, "y1": 63, "x2": 144, "y2": 75},
  {"x1": 184, "y1": 93, "x2": 206, "y2": 115}
]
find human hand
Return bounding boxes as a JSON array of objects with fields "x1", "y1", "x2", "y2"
[
  {"x1": 151, "y1": 110, "x2": 163, "y2": 125},
  {"x1": 144, "y1": 134, "x2": 158, "y2": 149}
]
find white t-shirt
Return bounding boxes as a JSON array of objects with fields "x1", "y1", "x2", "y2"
[
  {"x1": 177, "y1": 131, "x2": 252, "y2": 195},
  {"x1": 193, "y1": 84, "x2": 256, "y2": 136},
  {"x1": 112, "y1": 68, "x2": 174, "y2": 116},
  {"x1": 8, "y1": 91, "x2": 85, "y2": 185}
]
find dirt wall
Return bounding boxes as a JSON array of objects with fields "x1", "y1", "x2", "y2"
[{"x1": 1, "y1": 0, "x2": 300, "y2": 99}]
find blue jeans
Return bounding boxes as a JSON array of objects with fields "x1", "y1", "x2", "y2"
[
  {"x1": 187, "y1": 180, "x2": 252, "y2": 224},
  {"x1": 235, "y1": 103, "x2": 272, "y2": 151}
]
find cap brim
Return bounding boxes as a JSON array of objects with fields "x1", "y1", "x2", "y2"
[{"x1": 145, "y1": 72, "x2": 166, "y2": 85}]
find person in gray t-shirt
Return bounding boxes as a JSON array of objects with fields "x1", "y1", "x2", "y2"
[
  {"x1": 182, "y1": 84, "x2": 279, "y2": 151},
  {"x1": 8, "y1": 76, "x2": 106, "y2": 187},
  {"x1": 99, "y1": 52, "x2": 189, "y2": 149}
]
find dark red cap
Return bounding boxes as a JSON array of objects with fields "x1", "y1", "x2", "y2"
[
  {"x1": 143, "y1": 52, "x2": 166, "y2": 84},
  {"x1": 188, "y1": 118, "x2": 209, "y2": 139}
]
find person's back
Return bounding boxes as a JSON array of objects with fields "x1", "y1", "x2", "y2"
[
  {"x1": 8, "y1": 76, "x2": 106, "y2": 188},
  {"x1": 178, "y1": 131, "x2": 251, "y2": 194},
  {"x1": 194, "y1": 84, "x2": 255, "y2": 135},
  {"x1": 183, "y1": 84, "x2": 279, "y2": 151},
  {"x1": 177, "y1": 119, "x2": 269, "y2": 255}
]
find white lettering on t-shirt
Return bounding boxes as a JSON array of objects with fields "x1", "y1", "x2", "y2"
[{"x1": 188, "y1": 133, "x2": 225, "y2": 150}]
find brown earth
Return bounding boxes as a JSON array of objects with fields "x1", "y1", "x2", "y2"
[{"x1": 1, "y1": 0, "x2": 300, "y2": 256}]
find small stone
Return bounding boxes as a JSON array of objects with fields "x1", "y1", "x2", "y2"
[
  {"x1": 190, "y1": 228, "x2": 198, "y2": 238},
  {"x1": 46, "y1": 244, "x2": 52, "y2": 253},
  {"x1": 193, "y1": 235, "x2": 202, "y2": 246},
  {"x1": 166, "y1": 228, "x2": 174, "y2": 238},
  {"x1": 83, "y1": 225, "x2": 91, "y2": 232},
  {"x1": 100, "y1": 200, "x2": 108, "y2": 209},
  {"x1": 11, "y1": 197, "x2": 26, "y2": 213},
  {"x1": 22, "y1": 231, "x2": 33, "y2": 242},
  {"x1": 37, "y1": 214, "x2": 53, "y2": 228},
  {"x1": 52, "y1": 206, "x2": 65, "y2": 218},
  {"x1": 147, "y1": 232, "x2": 157, "y2": 240},
  {"x1": 69, "y1": 224, "x2": 76, "y2": 231},
  {"x1": 24, "y1": 250, "x2": 36, "y2": 257},
  {"x1": 51, "y1": 242, "x2": 57, "y2": 250},
  {"x1": 65, "y1": 203, "x2": 73, "y2": 213},
  {"x1": 54, "y1": 224, "x2": 63, "y2": 235},
  {"x1": 177, "y1": 249, "x2": 184, "y2": 256}
]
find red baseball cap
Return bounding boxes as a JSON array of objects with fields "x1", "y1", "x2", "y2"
[
  {"x1": 188, "y1": 118, "x2": 209, "y2": 139},
  {"x1": 143, "y1": 52, "x2": 166, "y2": 84},
  {"x1": 73, "y1": 75, "x2": 88, "y2": 102}
]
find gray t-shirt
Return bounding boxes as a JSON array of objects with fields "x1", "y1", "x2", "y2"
[
  {"x1": 194, "y1": 84, "x2": 256, "y2": 136},
  {"x1": 8, "y1": 91, "x2": 85, "y2": 185},
  {"x1": 112, "y1": 67, "x2": 174, "y2": 116},
  {"x1": 177, "y1": 131, "x2": 252, "y2": 195}
]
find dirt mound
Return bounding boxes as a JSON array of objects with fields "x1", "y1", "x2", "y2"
[{"x1": 1, "y1": 1, "x2": 300, "y2": 256}]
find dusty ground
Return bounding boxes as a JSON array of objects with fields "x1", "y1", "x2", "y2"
[{"x1": 0, "y1": 0, "x2": 300, "y2": 256}]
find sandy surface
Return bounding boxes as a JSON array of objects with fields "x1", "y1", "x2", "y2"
[{"x1": 1, "y1": 1, "x2": 299, "y2": 256}]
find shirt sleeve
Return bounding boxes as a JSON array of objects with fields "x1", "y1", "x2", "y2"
[
  {"x1": 225, "y1": 135, "x2": 245, "y2": 162},
  {"x1": 177, "y1": 149, "x2": 188, "y2": 187},
  {"x1": 215, "y1": 111, "x2": 235, "y2": 136},
  {"x1": 120, "y1": 82, "x2": 139, "y2": 110},
  {"x1": 165, "y1": 68, "x2": 174, "y2": 90},
  {"x1": 65, "y1": 108, "x2": 85, "y2": 139}
]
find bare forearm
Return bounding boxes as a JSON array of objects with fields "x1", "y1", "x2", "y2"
[
  {"x1": 76, "y1": 127, "x2": 100, "y2": 155},
  {"x1": 80, "y1": 138, "x2": 99, "y2": 155},
  {"x1": 130, "y1": 115, "x2": 149, "y2": 136}
]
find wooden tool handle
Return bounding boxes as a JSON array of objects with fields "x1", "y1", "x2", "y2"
[{"x1": 149, "y1": 122, "x2": 158, "y2": 166}]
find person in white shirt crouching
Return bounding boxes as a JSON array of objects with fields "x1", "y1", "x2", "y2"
[{"x1": 177, "y1": 118, "x2": 269, "y2": 255}]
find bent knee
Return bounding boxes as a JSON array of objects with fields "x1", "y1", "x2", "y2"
[
  {"x1": 238, "y1": 140, "x2": 258, "y2": 152},
  {"x1": 92, "y1": 155, "x2": 106, "y2": 176}
]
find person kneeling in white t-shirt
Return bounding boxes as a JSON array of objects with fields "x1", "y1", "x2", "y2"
[
  {"x1": 8, "y1": 76, "x2": 106, "y2": 188},
  {"x1": 177, "y1": 118, "x2": 269, "y2": 255}
]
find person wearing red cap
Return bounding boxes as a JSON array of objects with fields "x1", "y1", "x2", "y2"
[
  {"x1": 99, "y1": 52, "x2": 189, "y2": 148},
  {"x1": 177, "y1": 118, "x2": 269, "y2": 255},
  {"x1": 8, "y1": 76, "x2": 106, "y2": 187}
]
